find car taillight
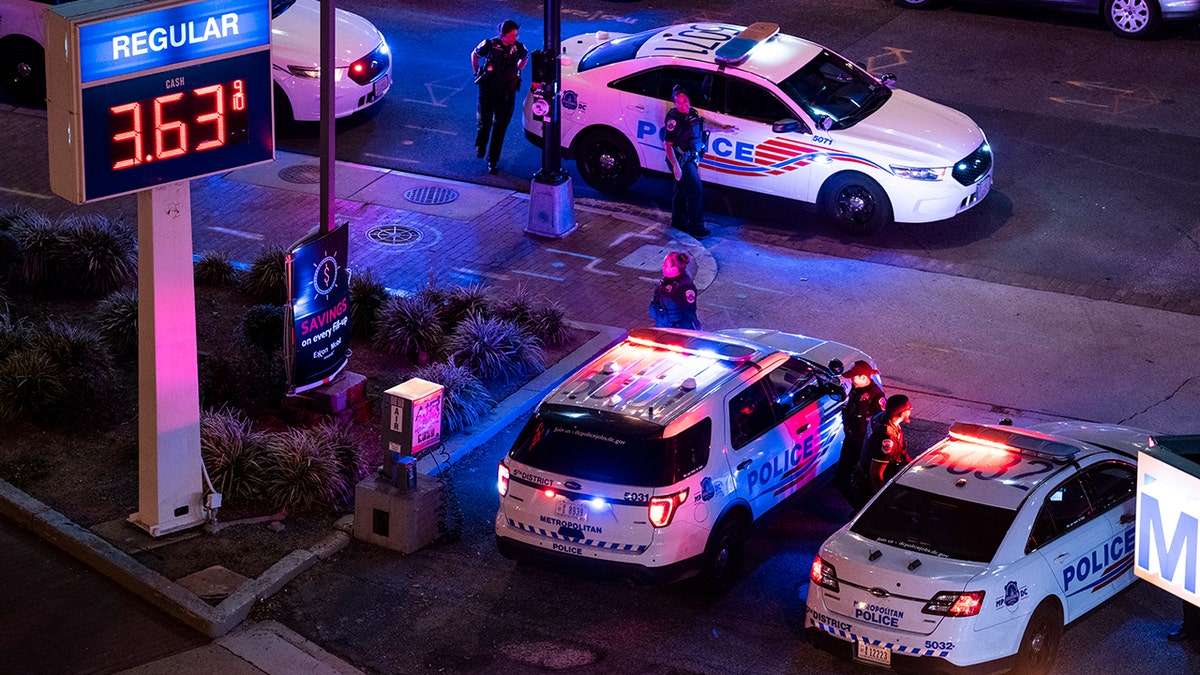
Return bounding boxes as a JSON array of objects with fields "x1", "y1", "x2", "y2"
[
  {"x1": 810, "y1": 555, "x2": 840, "y2": 592},
  {"x1": 497, "y1": 463, "x2": 509, "y2": 497},
  {"x1": 923, "y1": 590, "x2": 985, "y2": 617},
  {"x1": 647, "y1": 489, "x2": 688, "y2": 528}
]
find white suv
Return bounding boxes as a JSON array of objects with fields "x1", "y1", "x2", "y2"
[{"x1": 495, "y1": 327, "x2": 879, "y2": 593}]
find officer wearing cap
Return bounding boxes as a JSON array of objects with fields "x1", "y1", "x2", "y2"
[
  {"x1": 663, "y1": 85, "x2": 736, "y2": 238},
  {"x1": 862, "y1": 394, "x2": 912, "y2": 494},
  {"x1": 838, "y1": 360, "x2": 885, "y2": 507},
  {"x1": 471, "y1": 20, "x2": 528, "y2": 174}
]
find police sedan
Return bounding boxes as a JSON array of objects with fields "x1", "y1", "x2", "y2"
[
  {"x1": 523, "y1": 22, "x2": 992, "y2": 235},
  {"x1": 805, "y1": 421, "x2": 1152, "y2": 675}
]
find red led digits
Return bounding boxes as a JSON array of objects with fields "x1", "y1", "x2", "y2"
[
  {"x1": 110, "y1": 102, "x2": 143, "y2": 170},
  {"x1": 194, "y1": 84, "x2": 224, "y2": 151},
  {"x1": 232, "y1": 79, "x2": 245, "y2": 111},
  {"x1": 108, "y1": 79, "x2": 249, "y2": 171},
  {"x1": 153, "y1": 92, "x2": 187, "y2": 160}
]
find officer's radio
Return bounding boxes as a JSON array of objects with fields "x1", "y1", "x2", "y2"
[{"x1": 529, "y1": 49, "x2": 554, "y2": 123}]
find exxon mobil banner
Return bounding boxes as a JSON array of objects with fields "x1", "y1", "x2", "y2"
[
  {"x1": 1135, "y1": 448, "x2": 1200, "y2": 608},
  {"x1": 287, "y1": 223, "x2": 350, "y2": 393}
]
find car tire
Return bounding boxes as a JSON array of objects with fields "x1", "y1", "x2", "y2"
[
  {"x1": 1104, "y1": 0, "x2": 1162, "y2": 39},
  {"x1": 820, "y1": 172, "x2": 892, "y2": 236},
  {"x1": 0, "y1": 37, "x2": 47, "y2": 105},
  {"x1": 1014, "y1": 601, "x2": 1063, "y2": 675},
  {"x1": 575, "y1": 128, "x2": 641, "y2": 194},
  {"x1": 699, "y1": 516, "x2": 747, "y2": 596}
]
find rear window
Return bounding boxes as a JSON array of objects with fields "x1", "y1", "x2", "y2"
[
  {"x1": 851, "y1": 484, "x2": 1017, "y2": 563},
  {"x1": 509, "y1": 414, "x2": 711, "y2": 487},
  {"x1": 578, "y1": 30, "x2": 658, "y2": 72}
]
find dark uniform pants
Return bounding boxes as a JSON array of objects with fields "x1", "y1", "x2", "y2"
[
  {"x1": 671, "y1": 158, "x2": 703, "y2": 229},
  {"x1": 476, "y1": 85, "x2": 517, "y2": 164}
]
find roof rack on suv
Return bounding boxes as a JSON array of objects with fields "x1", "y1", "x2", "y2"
[{"x1": 948, "y1": 422, "x2": 1085, "y2": 462}]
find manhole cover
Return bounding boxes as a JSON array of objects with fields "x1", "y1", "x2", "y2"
[
  {"x1": 367, "y1": 224, "x2": 424, "y2": 247},
  {"x1": 404, "y1": 186, "x2": 459, "y2": 205},
  {"x1": 278, "y1": 165, "x2": 321, "y2": 184}
]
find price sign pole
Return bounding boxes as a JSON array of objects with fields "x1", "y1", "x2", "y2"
[{"x1": 46, "y1": 0, "x2": 274, "y2": 536}]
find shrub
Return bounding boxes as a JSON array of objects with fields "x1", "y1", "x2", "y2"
[
  {"x1": 28, "y1": 321, "x2": 114, "y2": 389},
  {"x1": 373, "y1": 294, "x2": 444, "y2": 361},
  {"x1": 198, "y1": 349, "x2": 286, "y2": 410},
  {"x1": 0, "y1": 314, "x2": 32, "y2": 361},
  {"x1": 242, "y1": 304, "x2": 285, "y2": 353},
  {"x1": 447, "y1": 314, "x2": 544, "y2": 380},
  {"x1": 95, "y1": 289, "x2": 138, "y2": 358},
  {"x1": 260, "y1": 428, "x2": 348, "y2": 512},
  {"x1": 0, "y1": 202, "x2": 40, "y2": 230},
  {"x1": 530, "y1": 302, "x2": 570, "y2": 347},
  {"x1": 57, "y1": 214, "x2": 137, "y2": 295},
  {"x1": 0, "y1": 350, "x2": 65, "y2": 421},
  {"x1": 412, "y1": 362, "x2": 495, "y2": 435},
  {"x1": 242, "y1": 244, "x2": 288, "y2": 304},
  {"x1": 0, "y1": 230, "x2": 22, "y2": 280},
  {"x1": 348, "y1": 268, "x2": 388, "y2": 341},
  {"x1": 308, "y1": 420, "x2": 368, "y2": 500},
  {"x1": 10, "y1": 210, "x2": 63, "y2": 289},
  {"x1": 494, "y1": 283, "x2": 539, "y2": 330},
  {"x1": 195, "y1": 251, "x2": 239, "y2": 287},
  {"x1": 200, "y1": 407, "x2": 269, "y2": 504},
  {"x1": 442, "y1": 283, "x2": 493, "y2": 328}
]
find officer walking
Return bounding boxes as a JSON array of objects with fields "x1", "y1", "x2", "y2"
[
  {"x1": 663, "y1": 84, "x2": 735, "y2": 238},
  {"x1": 838, "y1": 360, "x2": 885, "y2": 508},
  {"x1": 471, "y1": 20, "x2": 528, "y2": 174},
  {"x1": 649, "y1": 251, "x2": 701, "y2": 330}
]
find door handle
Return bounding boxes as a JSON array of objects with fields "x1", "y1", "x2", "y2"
[
  {"x1": 1120, "y1": 513, "x2": 1136, "y2": 524},
  {"x1": 1055, "y1": 552, "x2": 1070, "y2": 561},
  {"x1": 629, "y1": 105, "x2": 646, "y2": 112},
  {"x1": 795, "y1": 423, "x2": 810, "y2": 434},
  {"x1": 737, "y1": 459, "x2": 753, "y2": 471}
]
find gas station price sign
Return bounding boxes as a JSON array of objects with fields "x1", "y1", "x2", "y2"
[{"x1": 47, "y1": 0, "x2": 274, "y2": 204}]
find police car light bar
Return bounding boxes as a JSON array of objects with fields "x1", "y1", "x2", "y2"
[
  {"x1": 948, "y1": 422, "x2": 1083, "y2": 462},
  {"x1": 713, "y1": 22, "x2": 780, "y2": 65},
  {"x1": 627, "y1": 328, "x2": 758, "y2": 362}
]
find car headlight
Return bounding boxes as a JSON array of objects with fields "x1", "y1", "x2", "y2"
[
  {"x1": 890, "y1": 165, "x2": 948, "y2": 181},
  {"x1": 286, "y1": 65, "x2": 346, "y2": 81}
]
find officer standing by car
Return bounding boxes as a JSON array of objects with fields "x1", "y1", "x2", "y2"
[
  {"x1": 663, "y1": 85, "x2": 735, "y2": 238},
  {"x1": 838, "y1": 360, "x2": 885, "y2": 508},
  {"x1": 471, "y1": 20, "x2": 528, "y2": 174},
  {"x1": 649, "y1": 251, "x2": 701, "y2": 330},
  {"x1": 861, "y1": 394, "x2": 912, "y2": 494}
]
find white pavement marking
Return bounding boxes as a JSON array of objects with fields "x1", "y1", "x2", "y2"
[
  {"x1": 0, "y1": 186, "x2": 54, "y2": 199},
  {"x1": 403, "y1": 125, "x2": 457, "y2": 136},
  {"x1": 547, "y1": 248, "x2": 619, "y2": 276},
  {"x1": 732, "y1": 281, "x2": 787, "y2": 294},
  {"x1": 610, "y1": 222, "x2": 661, "y2": 248},
  {"x1": 454, "y1": 267, "x2": 510, "y2": 281},
  {"x1": 207, "y1": 227, "x2": 265, "y2": 240},
  {"x1": 364, "y1": 153, "x2": 420, "y2": 164},
  {"x1": 513, "y1": 270, "x2": 564, "y2": 281}
]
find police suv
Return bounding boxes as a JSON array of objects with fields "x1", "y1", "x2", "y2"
[
  {"x1": 523, "y1": 22, "x2": 992, "y2": 235},
  {"x1": 806, "y1": 421, "x2": 1152, "y2": 675},
  {"x1": 495, "y1": 327, "x2": 879, "y2": 594}
]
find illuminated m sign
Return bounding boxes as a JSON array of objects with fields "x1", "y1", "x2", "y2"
[{"x1": 1136, "y1": 441, "x2": 1200, "y2": 606}]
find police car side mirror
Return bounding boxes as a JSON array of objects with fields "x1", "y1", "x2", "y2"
[
  {"x1": 772, "y1": 118, "x2": 801, "y2": 134},
  {"x1": 817, "y1": 116, "x2": 834, "y2": 131},
  {"x1": 827, "y1": 359, "x2": 844, "y2": 376},
  {"x1": 880, "y1": 73, "x2": 897, "y2": 89},
  {"x1": 826, "y1": 381, "x2": 847, "y2": 402}
]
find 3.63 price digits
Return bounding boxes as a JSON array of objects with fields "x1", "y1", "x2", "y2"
[{"x1": 109, "y1": 79, "x2": 249, "y2": 171}]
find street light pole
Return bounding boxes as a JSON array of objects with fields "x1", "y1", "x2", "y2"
[{"x1": 526, "y1": 0, "x2": 576, "y2": 237}]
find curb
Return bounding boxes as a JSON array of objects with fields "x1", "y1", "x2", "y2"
[{"x1": 0, "y1": 322, "x2": 628, "y2": 640}]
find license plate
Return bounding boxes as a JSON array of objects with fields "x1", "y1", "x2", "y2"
[
  {"x1": 555, "y1": 501, "x2": 588, "y2": 521},
  {"x1": 975, "y1": 174, "x2": 992, "y2": 201},
  {"x1": 856, "y1": 640, "x2": 891, "y2": 667},
  {"x1": 374, "y1": 74, "x2": 391, "y2": 96}
]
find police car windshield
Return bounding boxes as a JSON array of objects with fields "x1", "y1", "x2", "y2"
[
  {"x1": 578, "y1": 30, "x2": 659, "y2": 72},
  {"x1": 271, "y1": 0, "x2": 296, "y2": 19},
  {"x1": 509, "y1": 413, "x2": 710, "y2": 487},
  {"x1": 851, "y1": 484, "x2": 1016, "y2": 563},
  {"x1": 777, "y1": 50, "x2": 890, "y2": 131}
]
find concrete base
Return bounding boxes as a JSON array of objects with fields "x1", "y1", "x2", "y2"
[
  {"x1": 283, "y1": 371, "x2": 370, "y2": 425},
  {"x1": 527, "y1": 175, "x2": 578, "y2": 238},
  {"x1": 352, "y1": 473, "x2": 443, "y2": 554}
]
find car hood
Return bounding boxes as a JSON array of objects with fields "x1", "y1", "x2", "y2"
[
  {"x1": 272, "y1": 0, "x2": 383, "y2": 68},
  {"x1": 849, "y1": 89, "x2": 984, "y2": 166}
]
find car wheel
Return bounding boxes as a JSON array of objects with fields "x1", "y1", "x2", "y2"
[
  {"x1": 820, "y1": 173, "x2": 892, "y2": 236},
  {"x1": 1104, "y1": 0, "x2": 1162, "y2": 39},
  {"x1": 575, "y1": 128, "x2": 640, "y2": 193},
  {"x1": 893, "y1": 0, "x2": 943, "y2": 8},
  {"x1": 1014, "y1": 601, "x2": 1063, "y2": 675},
  {"x1": 0, "y1": 38, "x2": 47, "y2": 105},
  {"x1": 699, "y1": 516, "x2": 746, "y2": 596}
]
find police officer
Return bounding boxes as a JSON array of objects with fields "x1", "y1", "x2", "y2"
[
  {"x1": 471, "y1": 20, "x2": 528, "y2": 174},
  {"x1": 663, "y1": 85, "x2": 736, "y2": 238},
  {"x1": 649, "y1": 251, "x2": 701, "y2": 329},
  {"x1": 838, "y1": 360, "x2": 885, "y2": 508},
  {"x1": 861, "y1": 395, "x2": 912, "y2": 494}
]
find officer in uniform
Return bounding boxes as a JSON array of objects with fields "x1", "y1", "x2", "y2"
[
  {"x1": 471, "y1": 20, "x2": 528, "y2": 174},
  {"x1": 861, "y1": 395, "x2": 912, "y2": 495},
  {"x1": 649, "y1": 251, "x2": 701, "y2": 330},
  {"x1": 838, "y1": 360, "x2": 885, "y2": 508},
  {"x1": 663, "y1": 85, "x2": 710, "y2": 237}
]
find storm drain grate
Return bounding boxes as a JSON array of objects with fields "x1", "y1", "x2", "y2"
[
  {"x1": 278, "y1": 165, "x2": 322, "y2": 184},
  {"x1": 367, "y1": 224, "x2": 424, "y2": 247},
  {"x1": 404, "y1": 186, "x2": 459, "y2": 205}
]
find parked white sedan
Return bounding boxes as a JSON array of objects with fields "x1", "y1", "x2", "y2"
[
  {"x1": 806, "y1": 421, "x2": 1152, "y2": 674},
  {"x1": 524, "y1": 22, "x2": 992, "y2": 235}
]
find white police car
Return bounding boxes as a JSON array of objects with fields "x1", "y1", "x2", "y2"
[
  {"x1": 806, "y1": 421, "x2": 1152, "y2": 674},
  {"x1": 523, "y1": 22, "x2": 992, "y2": 235},
  {"x1": 496, "y1": 327, "x2": 880, "y2": 593},
  {"x1": 0, "y1": 0, "x2": 390, "y2": 121}
]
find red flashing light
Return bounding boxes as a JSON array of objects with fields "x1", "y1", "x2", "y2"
[
  {"x1": 947, "y1": 591, "x2": 985, "y2": 617},
  {"x1": 648, "y1": 488, "x2": 689, "y2": 528},
  {"x1": 543, "y1": 488, "x2": 557, "y2": 499},
  {"x1": 810, "y1": 555, "x2": 839, "y2": 592}
]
